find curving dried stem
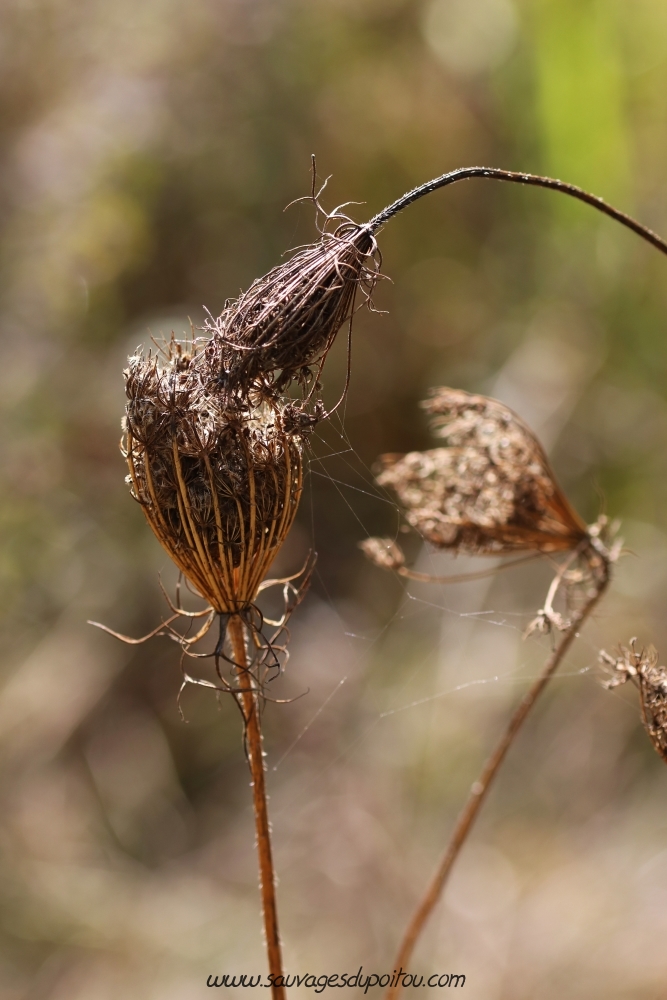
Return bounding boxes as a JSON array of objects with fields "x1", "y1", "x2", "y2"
[
  {"x1": 368, "y1": 166, "x2": 667, "y2": 255},
  {"x1": 228, "y1": 614, "x2": 286, "y2": 1000},
  {"x1": 359, "y1": 536, "x2": 540, "y2": 585},
  {"x1": 386, "y1": 539, "x2": 612, "y2": 1000}
]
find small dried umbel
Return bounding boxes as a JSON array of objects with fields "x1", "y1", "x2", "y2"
[
  {"x1": 205, "y1": 220, "x2": 379, "y2": 399},
  {"x1": 373, "y1": 388, "x2": 587, "y2": 556},
  {"x1": 123, "y1": 336, "x2": 303, "y2": 613},
  {"x1": 601, "y1": 639, "x2": 667, "y2": 764}
]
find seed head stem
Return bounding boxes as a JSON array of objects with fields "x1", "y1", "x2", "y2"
[
  {"x1": 368, "y1": 167, "x2": 667, "y2": 257},
  {"x1": 386, "y1": 551, "x2": 610, "y2": 1000},
  {"x1": 228, "y1": 614, "x2": 286, "y2": 1000}
]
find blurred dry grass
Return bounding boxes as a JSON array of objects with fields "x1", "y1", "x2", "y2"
[{"x1": 2, "y1": 0, "x2": 667, "y2": 997}]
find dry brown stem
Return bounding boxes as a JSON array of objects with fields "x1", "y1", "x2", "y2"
[
  {"x1": 386, "y1": 543, "x2": 611, "y2": 1000},
  {"x1": 228, "y1": 614, "x2": 286, "y2": 1000},
  {"x1": 359, "y1": 537, "x2": 539, "y2": 585},
  {"x1": 369, "y1": 166, "x2": 667, "y2": 257}
]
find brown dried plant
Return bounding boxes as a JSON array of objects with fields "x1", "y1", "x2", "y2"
[
  {"x1": 90, "y1": 164, "x2": 667, "y2": 998},
  {"x1": 601, "y1": 639, "x2": 667, "y2": 764},
  {"x1": 361, "y1": 389, "x2": 616, "y2": 1000},
  {"x1": 372, "y1": 387, "x2": 588, "y2": 557},
  {"x1": 91, "y1": 331, "x2": 313, "y2": 1000},
  {"x1": 202, "y1": 164, "x2": 382, "y2": 411},
  {"x1": 197, "y1": 165, "x2": 667, "y2": 431},
  {"x1": 203, "y1": 226, "x2": 380, "y2": 403}
]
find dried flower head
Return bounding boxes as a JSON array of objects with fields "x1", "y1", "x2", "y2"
[
  {"x1": 204, "y1": 219, "x2": 380, "y2": 402},
  {"x1": 375, "y1": 388, "x2": 587, "y2": 556},
  {"x1": 195, "y1": 162, "x2": 667, "y2": 420},
  {"x1": 601, "y1": 638, "x2": 667, "y2": 763},
  {"x1": 123, "y1": 335, "x2": 303, "y2": 613}
]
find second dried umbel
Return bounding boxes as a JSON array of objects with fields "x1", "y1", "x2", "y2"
[
  {"x1": 124, "y1": 336, "x2": 304, "y2": 614},
  {"x1": 374, "y1": 387, "x2": 587, "y2": 557}
]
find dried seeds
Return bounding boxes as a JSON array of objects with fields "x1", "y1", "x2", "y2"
[
  {"x1": 375, "y1": 388, "x2": 587, "y2": 556},
  {"x1": 124, "y1": 336, "x2": 304, "y2": 613}
]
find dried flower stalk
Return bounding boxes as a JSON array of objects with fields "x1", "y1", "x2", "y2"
[
  {"x1": 360, "y1": 389, "x2": 616, "y2": 999},
  {"x1": 101, "y1": 333, "x2": 311, "y2": 1000},
  {"x1": 367, "y1": 167, "x2": 667, "y2": 256},
  {"x1": 386, "y1": 548, "x2": 610, "y2": 1000},
  {"x1": 359, "y1": 536, "x2": 538, "y2": 585},
  {"x1": 601, "y1": 639, "x2": 667, "y2": 763},
  {"x1": 228, "y1": 615, "x2": 285, "y2": 993}
]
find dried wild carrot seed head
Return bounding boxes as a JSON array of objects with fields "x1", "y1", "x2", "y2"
[
  {"x1": 203, "y1": 222, "x2": 380, "y2": 402},
  {"x1": 601, "y1": 639, "x2": 667, "y2": 764},
  {"x1": 375, "y1": 388, "x2": 587, "y2": 556},
  {"x1": 123, "y1": 336, "x2": 303, "y2": 613}
]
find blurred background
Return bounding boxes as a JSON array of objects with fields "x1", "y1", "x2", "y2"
[{"x1": 2, "y1": 0, "x2": 667, "y2": 996}]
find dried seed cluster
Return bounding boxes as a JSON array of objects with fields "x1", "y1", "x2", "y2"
[
  {"x1": 203, "y1": 222, "x2": 380, "y2": 404},
  {"x1": 375, "y1": 388, "x2": 587, "y2": 556},
  {"x1": 602, "y1": 639, "x2": 667, "y2": 763},
  {"x1": 121, "y1": 208, "x2": 381, "y2": 615},
  {"x1": 124, "y1": 336, "x2": 303, "y2": 613}
]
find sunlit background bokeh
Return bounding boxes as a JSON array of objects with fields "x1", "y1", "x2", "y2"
[{"x1": 3, "y1": 1, "x2": 667, "y2": 997}]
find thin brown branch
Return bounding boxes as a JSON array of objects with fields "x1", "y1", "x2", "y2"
[
  {"x1": 228, "y1": 614, "x2": 286, "y2": 1000},
  {"x1": 386, "y1": 550, "x2": 610, "y2": 1000},
  {"x1": 368, "y1": 167, "x2": 667, "y2": 257}
]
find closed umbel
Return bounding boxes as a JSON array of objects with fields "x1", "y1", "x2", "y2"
[{"x1": 123, "y1": 336, "x2": 303, "y2": 613}]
